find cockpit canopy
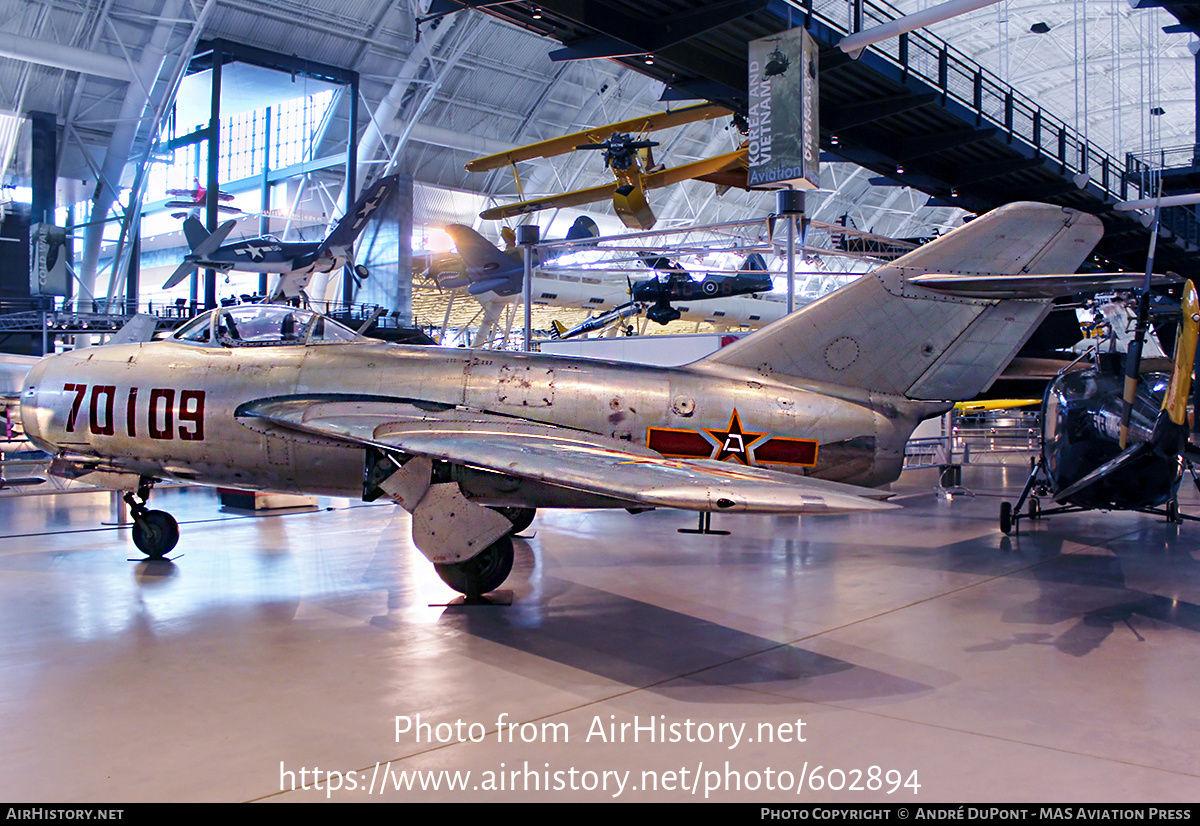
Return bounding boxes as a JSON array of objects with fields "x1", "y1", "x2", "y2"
[
  {"x1": 1043, "y1": 366, "x2": 1168, "y2": 481},
  {"x1": 173, "y1": 304, "x2": 363, "y2": 346}
]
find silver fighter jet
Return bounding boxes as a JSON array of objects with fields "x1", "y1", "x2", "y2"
[{"x1": 21, "y1": 202, "x2": 1117, "y2": 598}]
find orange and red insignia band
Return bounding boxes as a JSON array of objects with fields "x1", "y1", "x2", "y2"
[{"x1": 646, "y1": 408, "x2": 818, "y2": 467}]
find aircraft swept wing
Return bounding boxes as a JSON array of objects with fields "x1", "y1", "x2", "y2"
[{"x1": 235, "y1": 398, "x2": 897, "y2": 516}]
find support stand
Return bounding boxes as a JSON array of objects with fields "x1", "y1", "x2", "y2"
[
  {"x1": 678, "y1": 512, "x2": 730, "y2": 535},
  {"x1": 431, "y1": 591, "x2": 514, "y2": 608}
]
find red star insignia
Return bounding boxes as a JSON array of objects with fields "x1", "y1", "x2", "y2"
[{"x1": 704, "y1": 409, "x2": 767, "y2": 465}]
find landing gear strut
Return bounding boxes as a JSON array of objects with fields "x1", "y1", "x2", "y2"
[
  {"x1": 490, "y1": 506, "x2": 536, "y2": 534},
  {"x1": 123, "y1": 478, "x2": 179, "y2": 559}
]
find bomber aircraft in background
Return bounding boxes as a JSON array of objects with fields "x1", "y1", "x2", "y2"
[
  {"x1": 22, "y1": 202, "x2": 1156, "y2": 600},
  {"x1": 162, "y1": 175, "x2": 399, "y2": 302}
]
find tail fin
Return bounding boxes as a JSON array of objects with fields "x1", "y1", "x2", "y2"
[
  {"x1": 320, "y1": 174, "x2": 399, "y2": 252},
  {"x1": 182, "y1": 216, "x2": 210, "y2": 251},
  {"x1": 565, "y1": 216, "x2": 599, "y2": 242},
  {"x1": 697, "y1": 202, "x2": 1104, "y2": 401},
  {"x1": 108, "y1": 314, "x2": 158, "y2": 345},
  {"x1": 550, "y1": 320, "x2": 567, "y2": 339},
  {"x1": 741, "y1": 252, "x2": 767, "y2": 271},
  {"x1": 163, "y1": 218, "x2": 237, "y2": 289}
]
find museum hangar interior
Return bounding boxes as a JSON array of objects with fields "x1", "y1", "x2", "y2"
[{"x1": 3, "y1": 0, "x2": 1200, "y2": 804}]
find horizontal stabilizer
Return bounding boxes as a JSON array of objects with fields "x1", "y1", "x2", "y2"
[
  {"x1": 909, "y1": 272, "x2": 1180, "y2": 299},
  {"x1": 162, "y1": 260, "x2": 197, "y2": 290},
  {"x1": 163, "y1": 218, "x2": 237, "y2": 289},
  {"x1": 192, "y1": 218, "x2": 236, "y2": 257}
]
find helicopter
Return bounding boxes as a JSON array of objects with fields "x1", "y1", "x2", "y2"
[{"x1": 998, "y1": 265, "x2": 1200, "y2": 534}]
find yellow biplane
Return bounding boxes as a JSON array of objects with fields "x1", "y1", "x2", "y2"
[{"x1": 467, "y1": 103, "x2": 757, "y2": 231}]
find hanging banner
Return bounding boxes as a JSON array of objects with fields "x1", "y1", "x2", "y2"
[
  {"x1": 29, "y1": 223, "x2": 70, "y2": 297},
  {"x1": 747, "y1": 27, "x2": 820, "y2": 190}
]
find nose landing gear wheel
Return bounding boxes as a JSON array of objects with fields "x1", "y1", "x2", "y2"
[
  {"x1": 132, "y1": 510, "x2": 180, "y2": 559},
  {"x1": 434, "y1": 535, "x2": 514, "y2": 600}
]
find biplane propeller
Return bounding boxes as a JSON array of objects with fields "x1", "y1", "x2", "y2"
[
  {"x1": 575, "y1": 133, "x2": 660, "y2": 171},
  {"x1": 467, "y1": 102, "x2": 758, "y2": 231}
]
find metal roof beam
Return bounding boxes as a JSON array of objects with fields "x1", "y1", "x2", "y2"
[
  {"x1": 895, "y1": 127, "x2": 997, "y2": 162},
  {"x1": 0, "y1": 31, "x2": 133, "y2": 82},
  {"x1": 543, "y1": 0, "x2": 765, "y2": 60},
  {"x1": 825, "y1": 93, "x2": 936, "y2": 131},
  {"x1": 952, "y1": 156, "x2": 1044, "y2": 187}
]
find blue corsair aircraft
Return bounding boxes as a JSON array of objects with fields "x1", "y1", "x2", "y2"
[{"x1": 163, "y1": 175, "x2": 399, "y2": 300}]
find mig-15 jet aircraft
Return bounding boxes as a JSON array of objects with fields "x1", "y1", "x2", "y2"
[
  {"x1": 162, "y1": 175, "x2": 399, "y2": 301},
  {"x1": 21, "y1": 202, "x2": 1144, "y2": 599}
]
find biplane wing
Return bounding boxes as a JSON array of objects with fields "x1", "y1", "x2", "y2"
[
  {"x1": 466, "y1": 103, "x2": 732, "y2": 172},
  {"x1": 478, "y1": 149, "x2": 749, "y2": 222},
  {"x1": 480, "y1": 181, "x2": 623, "y2": 221}
]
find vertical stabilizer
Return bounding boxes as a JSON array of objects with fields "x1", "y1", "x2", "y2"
[
  {"x1": 181, "y1": 216, "x2": 210, "y2": 251},
  {"x1": 697, "y1": 202, "x2": 1104, "y2": 401}
]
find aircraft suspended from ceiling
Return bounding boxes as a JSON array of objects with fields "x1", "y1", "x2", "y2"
[
  {"x1": 631, "y1": 252, "x2": 773, "y2": 325},
  {"x1": 466, "y1": 103, "x2": 764, "y2": 231},
  {"x1": 164, "y1": 178, "x2": 240, "y2": 220},
  {"x1": 161, "y1": 175, "x2": 400, "y2": 303}
]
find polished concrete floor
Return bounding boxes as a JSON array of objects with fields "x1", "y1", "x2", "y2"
[{"x1": 2, "y1": 461, "x2": 1200, "y2": 803}]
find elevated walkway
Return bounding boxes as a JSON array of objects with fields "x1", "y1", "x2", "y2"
[{"x1": 464, "y1": 0, "x2": 1200, "y2": 278}]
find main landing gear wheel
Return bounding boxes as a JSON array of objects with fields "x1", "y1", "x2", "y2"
[
  {"x1": 434, "y1": 535, "x2": 514, "y2": 600},
  {"x1": 490, "y1": 506, "x2": 536, "y2": 534},
  {"x1": 131, "y1": 510, "x2": 180, "y2": 559}
]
